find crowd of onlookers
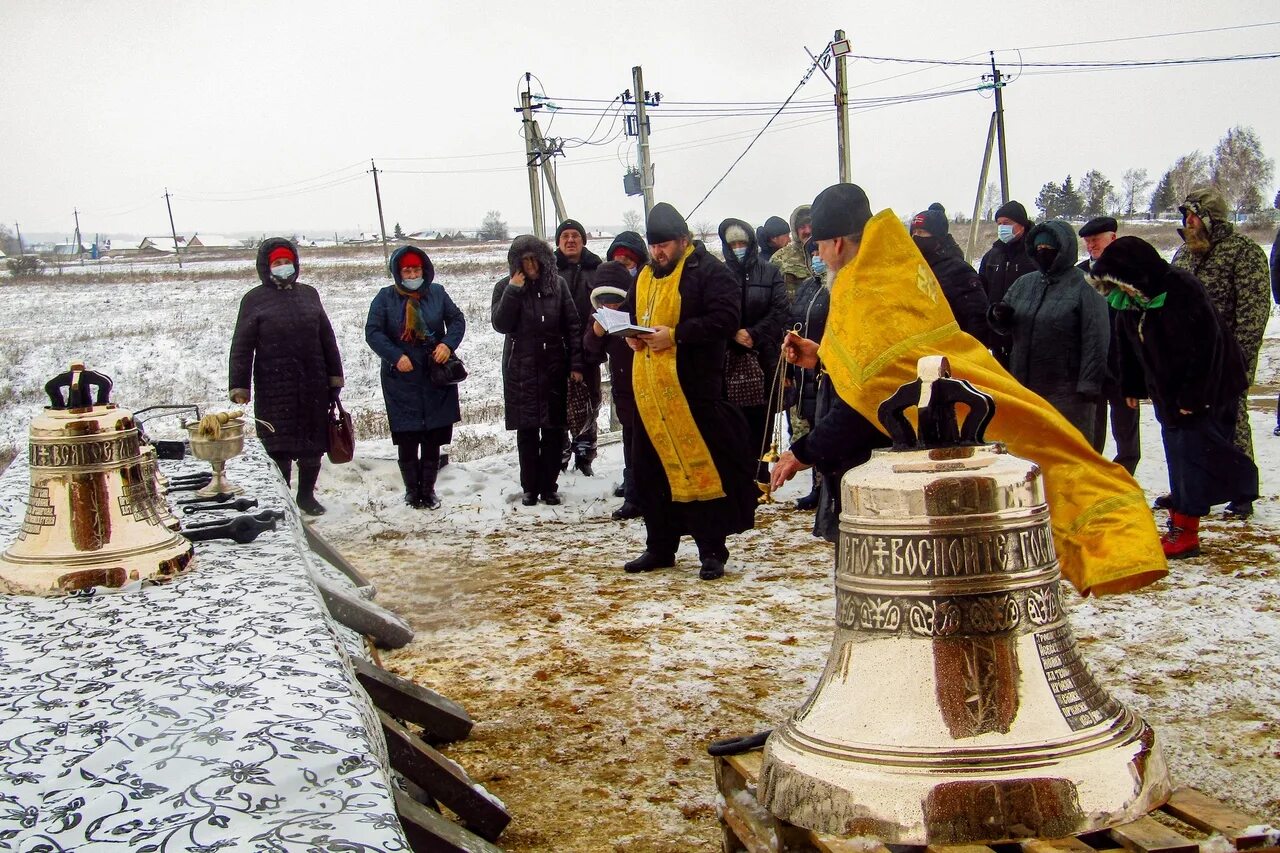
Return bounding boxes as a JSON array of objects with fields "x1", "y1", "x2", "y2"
[{"x1": 225, "y1": 183, "x2": 1278, "y2": 569}]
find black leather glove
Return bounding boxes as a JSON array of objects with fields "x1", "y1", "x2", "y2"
[{"x1": 988, "y1": 301, "x2": 1015, "y2": 330}]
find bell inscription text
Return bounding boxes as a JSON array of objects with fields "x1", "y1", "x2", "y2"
[
  {"x1": 840, "y1": 523, "x2": 1055, "y2": 579},
  {"x1": 29, "y1": 434, "x2": 140, "y2": 469}
]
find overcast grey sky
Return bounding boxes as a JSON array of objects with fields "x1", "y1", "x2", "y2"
[{"x1": 5, "y1": 0, "x2": 1279, "y2": 239}]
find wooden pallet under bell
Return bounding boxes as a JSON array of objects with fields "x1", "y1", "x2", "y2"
[{"x1": 717, "y1": 750, "x2": 1278, "y2": 853}]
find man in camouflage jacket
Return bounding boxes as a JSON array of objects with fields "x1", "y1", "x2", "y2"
[
  {"x1": 1171, "y1": 187, "x2": 1271, "y2": 514},
  {"x1": 771, "y1": 204, "x2": 813, "y2": 301}
]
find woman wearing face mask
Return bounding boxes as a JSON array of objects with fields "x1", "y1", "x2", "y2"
[
  {"x1": 718, "y1": 218, "x2": 788, "y2": 483},
  {"x1": 229, "y1": 238, "x2": 345, "y2": 515},
  {"x1": 365, "y1": 246, "x2": 465, "y2": 510},
  {"x1": 605, "y1": 230, "x2": 649, "y2": 278},
  {"x1": 987, "y1": 220, "x2": 1111, "y2": 449}
]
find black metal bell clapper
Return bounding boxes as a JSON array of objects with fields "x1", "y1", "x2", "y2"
[
  {"x1": 181, "y1": 510, "x2": 283, "y2": 544},
  {"x1": 875, "y1": 355, "x2": 995, "y2": 450}
]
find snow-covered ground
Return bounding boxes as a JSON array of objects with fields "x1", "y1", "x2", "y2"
[{"x1": 1, "y1": 242, "x2": 1277, "y2": 851}]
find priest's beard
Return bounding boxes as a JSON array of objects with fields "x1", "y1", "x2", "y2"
[{"x1": 651, "y1": 257, "x2": 680, "y2": 278}]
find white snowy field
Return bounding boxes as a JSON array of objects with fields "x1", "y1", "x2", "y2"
[{"x1": 1, "y1": 242, "x2": 1278, "y2": 850}]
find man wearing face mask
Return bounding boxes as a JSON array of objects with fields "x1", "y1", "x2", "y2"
[
  {"x1": 978, "y1": 200, "x2": 1038, "y2": 366},
  {"x1": 1170, "y1": 187, "x2": 1270, "y2": 519},
  {"x1": 718, "y1": 218, "x2": 788, "y2": 483},
  {"x1": 987, "y1": 220, "x2": 1111, "y2": 448},
  {"x1": 229, "y1": 238, "x2": 344, "y2": 515},
  {"x1": 910, "y1": 208, "x2": 990, "y2": 347}
]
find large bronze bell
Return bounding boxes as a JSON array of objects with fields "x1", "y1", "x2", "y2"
[
  {"x1": 0, "y1": 363, "x2": 194, "y2": 596},
  {"x1": 759, "y1": 357, "x2": 1170, "y2": 844}
]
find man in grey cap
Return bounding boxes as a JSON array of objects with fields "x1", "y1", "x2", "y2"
[
  {"x1": 612, "y1": 202, "x2": 757, "y2": 581},
  {"x1": 1078, "y1": 216, "x2": 1139, "y2": 474}
]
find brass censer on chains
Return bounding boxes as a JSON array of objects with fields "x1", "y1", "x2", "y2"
[
  {"x1": 0, "y1": 363, "x2": 194, "y2": 596},
  {"x1": 755, "y1": 325, "x2": 798, "y2": 504},
  {"x1": 758, "y1": 356, "x2": 1170, "y2": 844}
]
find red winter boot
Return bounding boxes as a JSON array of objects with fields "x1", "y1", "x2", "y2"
[{"x1": 1161, "y1": 511, "x2": 1201, "y2": 559}]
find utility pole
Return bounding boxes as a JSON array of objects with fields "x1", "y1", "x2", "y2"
[
  {"x1": 988, "y1": 52, "x2": 1010, "y2": 205},
  {"x1": 13, "y1": 222, "x2": 23, "y2": 255},
  {"x1": 834, "y1": 30, "x2": 851, "y2": 183},
  {"x1": 516, "y1": 75, "x2": 546, "y2": 241},
  {"x1": 529, "y1": 121, "x2": 568, "y2": 225},
  {"x1": 967, "y1": 112, "x2": 999, "y2": 264},
  {"x1": 369, "y1": 160, "x2": 389, "y2": 263},
  {"x1": 632, "y1": 66, "x2": 655, "y2": 218},
  {"x1": 164, "y1": 188, "x2": 183, "y2": 271},
  {"x1": 73, "y1": 208, "x2": 83, "y2": 265}
]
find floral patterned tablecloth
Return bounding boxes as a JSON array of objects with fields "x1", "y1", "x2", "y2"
[{"x1": 0, "y1": 444, "x2": 408, "y2": 851}]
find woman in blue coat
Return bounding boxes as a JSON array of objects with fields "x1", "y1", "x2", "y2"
[{"x1": 365, "y1": 246, "x2": 465, "y2": 509}]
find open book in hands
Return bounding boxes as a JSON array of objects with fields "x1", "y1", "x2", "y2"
[{"x1": 594, "y1": 307, "x2": 655, "y2": 338}]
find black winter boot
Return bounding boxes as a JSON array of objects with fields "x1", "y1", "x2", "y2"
[
  {"x1": 795, "y1": 471, "x2": 820, "y2": 511},
  {"x1": 419, "y1": 454, "x2": 441, "y2": 510},
  {"x1": 295, "y1": 462, "x2": 326, "y2": 516},
  {"x1": 399, "y1": 462, "x2": 422, "y2": 508}
]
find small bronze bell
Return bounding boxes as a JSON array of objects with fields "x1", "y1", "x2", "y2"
[
  {"x1": 758, "y1": 357, "x2": 1170, "y2": 843},
  {"x1": 0, "y1": 363, "x2": 194, "y2": 596}
]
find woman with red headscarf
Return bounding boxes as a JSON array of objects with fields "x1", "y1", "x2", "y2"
[
  {"x1": 229, "y1": 237, "x2": 344, "y2": 515},
  {"x1": 365, "y1": 246, "x2": 466, "y2": 510}
]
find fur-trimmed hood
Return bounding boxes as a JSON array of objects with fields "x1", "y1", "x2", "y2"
[
  {"x1": 506, "y1": 235, "x2": 559, "y2": 294},
  {"x1": 388, "y1": 245, "x2": 435, "y2": 286},
  {"x1": 789, "y1": 204, "x2": 811, "y2": 242},
  {"x1": 717, "y1": 216, "x2": 759, "y2": 274},
  {"x1": 1087, "y1": 236, "x2": 1170, "y2": 300}
]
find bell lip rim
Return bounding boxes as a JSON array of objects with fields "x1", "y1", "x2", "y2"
[{"x1": 766, "y1": 708, "x2": 1151, "y2": 769}]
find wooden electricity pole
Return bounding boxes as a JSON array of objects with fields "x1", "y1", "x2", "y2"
[
  {"x1": 73, "y1": 208, "x2": 83, "y2": 265},
  {"x1": 370, "y1": 160, "x2": 389, "y2": 262},
  {"x1": 519, "y1": 78, "x2": 546, "y2": 241},
  {"x1": 989, "y1": 52, "x2": 1010, "y2": 205},
  {"x1": 164, "y1": 189, "x2": 183, "y2": 270},
  {"x1": 967, "y1": 112, "x2": 999, "y2": 263},
  {"x1": 13, "y1": 222, "x2": 23, "y2": 255},
  {"x1": 834, "y1": 30, "x2": 851, "y2": 183},
  {"x1": 633, "y1": 66, "x2": 655, "y2": 218}
]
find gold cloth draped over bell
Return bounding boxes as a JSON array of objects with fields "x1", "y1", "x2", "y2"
[{"x1": 758, "y1": 422, "x2": 1170, "y2": 843}]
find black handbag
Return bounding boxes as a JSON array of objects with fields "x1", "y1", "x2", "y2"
[
  {"x1": 724, "y1": 349, "x2": 766, "y2": 407},
  {"x1": 428, "y1": 354, "x2": 468, "y2": 387}
]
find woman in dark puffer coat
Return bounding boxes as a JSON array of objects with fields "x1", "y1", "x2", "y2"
[
  {"x1": 366, "y1": 246, "x2": 465, "y2": 510},
  {"x1": 229, "y1": 237, "x2": 344, "y2": 515},
  {"x1": 492, "y1": 235, "x2": 584, "y2": 506}
]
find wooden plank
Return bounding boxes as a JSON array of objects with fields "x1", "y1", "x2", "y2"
[
  {"x1": 1022, "y1": 837, "x2": 1099, "y2": 853},
  {"x1": 394, "y1": 789, "x2": 504, "y2": 853},
  {"x1": 354, "y1": 656, "x2": 473, "y2": 743},
  {"x1": 1162, "y1": 787, "x2": 1274, "y2": 849},
  {"x1": 304, "y1": 521, "x2": 375, "y2": 590},
  {"x1": 381, "y1": 712, "x2": 510, "y2": 842},
  {"x1": 726, "y1": 750, "x2": 764, "y2": 786},
  {"x1": 926, "y1": 845, "x2": 998, "y2": 853},
  {"x1": 1108, "y1": 817, "x2": 1198, "y2": 853}
]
